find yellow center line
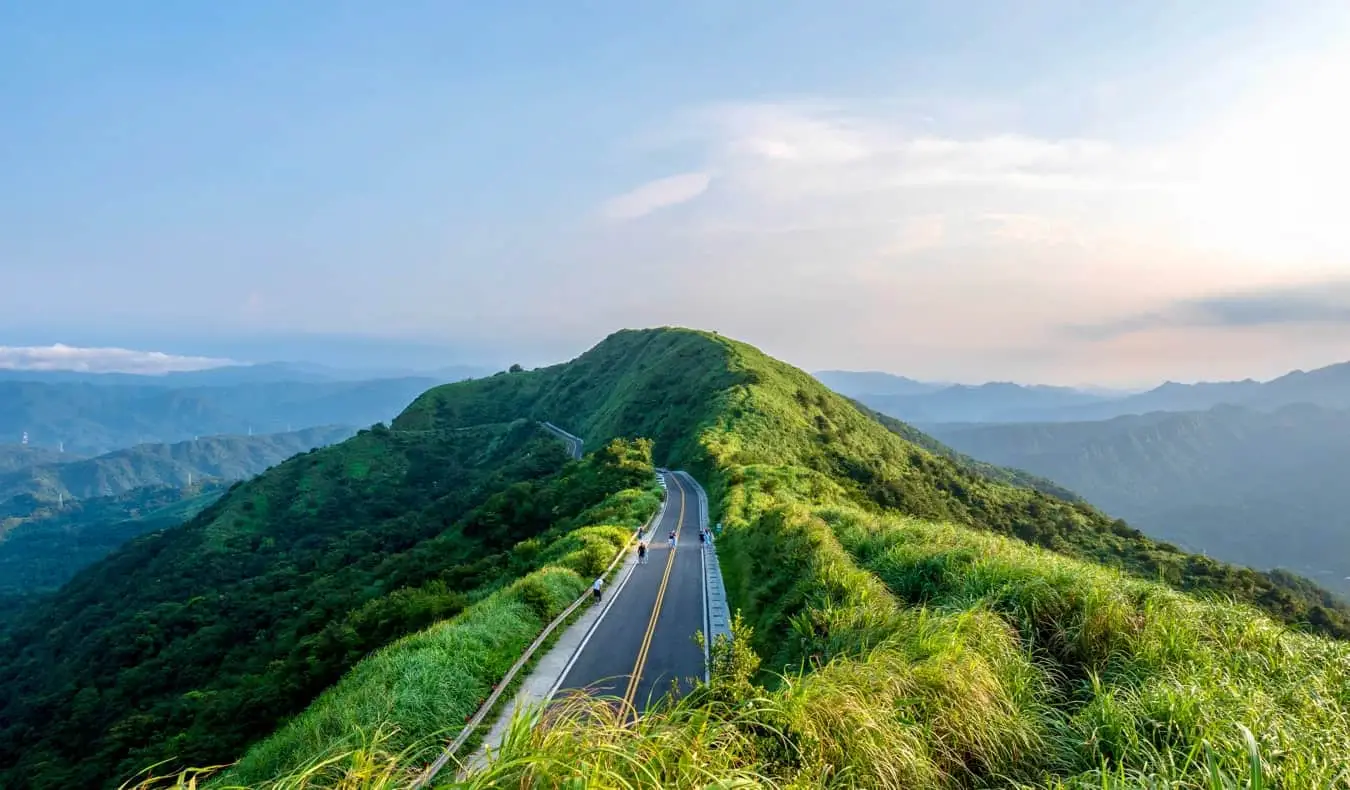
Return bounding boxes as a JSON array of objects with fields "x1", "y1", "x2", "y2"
[{"x1": 621, "y1": 474, "x2": 686, "y2": 714}]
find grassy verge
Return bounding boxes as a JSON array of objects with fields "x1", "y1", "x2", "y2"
[
  {"x1": 211, "y1": 566, "x2": 587, "y2": 787},
  {"x1": 194, "y1": 484, "x2": 657, "y2": 788},
  {"x1": 469, "y1": 501, "x2": 1350, "y2": 788}
]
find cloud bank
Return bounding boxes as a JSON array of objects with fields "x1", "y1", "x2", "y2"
[{"x1": 0, "y1": 344, "x2": 236, "y2": 374}]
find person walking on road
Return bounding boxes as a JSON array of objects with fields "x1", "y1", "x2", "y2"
[
  {"x1": 699, "y1": 528, "x2": 707, "y2": 550},
  {"x1": 637, "y1": 541, "x2": 648, "y2": 565},
  {"x1": 592, "y1": 576, "x2": 604, "y2": 602},
  {"x1": 668, "y1": 530, "x2": 677, "y2": 549}
]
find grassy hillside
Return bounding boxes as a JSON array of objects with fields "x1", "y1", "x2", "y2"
[
  {"x1": 0, "y1": 425, "x2": 354, "y2": 511},
  {"x1": 400, "y1": 329, "x2": 1350, "y2": 639},
  {"x1": 28, "y1": 327, "x2": 1350, "y2": 789},
  {"x1": 0, "y1": 482, "x2": 228, "y2": 607},
  {"x1": 449, "y1": 329, "x2": 1350, "y2": 788},
  {"x1": 0, "y1": 419, "x2": 655, "y2": 789},
  {"x1": 928, "y1": 404, "x2": 1350, "y2": 597}
]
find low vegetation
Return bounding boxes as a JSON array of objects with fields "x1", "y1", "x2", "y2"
[{"x1": 12, "y1": 327, "x2": 1350, "y2": 789}]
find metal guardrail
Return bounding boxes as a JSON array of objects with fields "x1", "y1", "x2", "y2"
[
  {"x1": 539, "y1": 421, "x2": 583, "y2": 460},
  {"x1": 677, "y1": 472, "x2": 731, "y2": 684},
  {"x1": 412, "y1": 465, "x2": 663, "y2": 788}
]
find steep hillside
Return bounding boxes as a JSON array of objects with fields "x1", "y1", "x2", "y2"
[
  {"x1": 0, "y1": 482, "x2": 229, "y2": 607},
  {"x1": 0, "y1": 377, "x2": 438, "y2": 455},
  {"x1": 0, "y1": 420, "x2": 658, "y2": 789},
  {"x1": 0, "y1": 426, "x2": 354, "y2": 511},
  {"x1": 399, "y1": 329, "x2": 1349, "y2": 637},
  {"x1": 12, "y1": 328, "x2": 1350, "y2": 789},
  {"x1": 435, "y1": 329, "x2": 1350, "y2": 789},
  {"x1": 927, "y1": 403, "x2": 1350, "y2": 596}
]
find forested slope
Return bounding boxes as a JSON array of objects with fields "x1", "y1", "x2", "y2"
[
  {"x1": 0, "y1": 425, "x2": 354, "y2": 509},
  {"x1": 0, "y1": 419, "x2": 656, "y2": 788},
  {"x1": 0, "y1": 482, "x2": 229, "y2": 608}
]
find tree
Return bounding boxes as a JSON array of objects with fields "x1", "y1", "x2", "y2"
[{"x1": 509, "y1": 363, "x2": 524, "y2": 373}]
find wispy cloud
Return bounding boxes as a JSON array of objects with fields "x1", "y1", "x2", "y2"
[
  {"x1": 689, "y1": 101, "x2": 1175, "y2": 207},
  {"x1": 1065, "y1": 281, "x2": 1350, "y2": 340},
  {"x1": 0, "y1": 344, "x2": 236, "y2": 374},
  {"x1": 600, "y1": 171, "x2": 712, "y2": 220}
]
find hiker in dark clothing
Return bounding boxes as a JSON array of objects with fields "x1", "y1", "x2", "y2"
[{"x1": 637, "y1": 541, "x2": 648, "y2": 565}]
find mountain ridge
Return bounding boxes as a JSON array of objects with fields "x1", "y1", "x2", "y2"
[{"x1": 3, "y1": 327, "x2": 1348, "y2": 789}]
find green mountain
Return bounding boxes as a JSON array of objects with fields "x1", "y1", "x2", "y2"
[
  {"x1": 0, "y1": 425, "x2": 356, "y2": 515},
  {"x1": 0, "y1": 482, "x2": 229, "y2": 623},
  {"x1": 0, "y1": 419, "x2": 660, "y2": 789},
  {"x1": 3, "y1": 328, "x2": 1347, "y2": 789},
  {"x1": 0, "y1": 377, "x2": 442, "y2": 455},
  {"x1": 926, "y1": 403, "x2": 1350, "y2": 596}
]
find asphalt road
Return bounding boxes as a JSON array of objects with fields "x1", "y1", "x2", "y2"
[{"x1": 554, "y1": 470, "x2": 706, "y2": 714}]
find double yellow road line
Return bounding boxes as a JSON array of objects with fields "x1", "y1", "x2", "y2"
[{"x1": 620, "y1": 473, "x2": 686, "y2": 713}]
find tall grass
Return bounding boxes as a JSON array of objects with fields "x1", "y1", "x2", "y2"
[
  {"x1": 125, "y1": 328, "x2": 1350, "y2": 789},
  {"x1": 213, "y1": 568, "x2": 587, "y2": 787}
]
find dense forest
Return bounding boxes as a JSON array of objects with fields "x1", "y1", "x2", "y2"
[
  {"x1": 0, "y1": 420, "x2": 654, "y2": 788},
  {"x1": 0, "y1": 482, "x2": 228, "y2": 613}
]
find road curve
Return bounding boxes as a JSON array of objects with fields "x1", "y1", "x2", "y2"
[
  {"x1": 540, "y1": 422, "x2": 583, "y2": 460},
  {"x1": 552, "y1": 470, "x2": 706, "y2": 713}
]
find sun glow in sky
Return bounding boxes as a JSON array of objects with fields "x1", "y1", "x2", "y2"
[{"x1": 2, "y1": 1, "x2": 1349, "y2": 385}]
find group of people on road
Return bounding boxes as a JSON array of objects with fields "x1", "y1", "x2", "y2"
[{"x1": 595, "y1": 524, "x2": 713, "y2": 602}]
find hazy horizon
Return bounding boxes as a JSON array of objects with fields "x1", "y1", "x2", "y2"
[
  {"x1": 0, "y1": 332, "x2": 1343, "y2": 392},
  {"x1": 5, "y1": 2, "x2": 1349, "y2": 387}
]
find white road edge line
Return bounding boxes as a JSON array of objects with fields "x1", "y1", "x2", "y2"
[{"x1": 544, "y1": 472, "x2": 670, "y2": 702}]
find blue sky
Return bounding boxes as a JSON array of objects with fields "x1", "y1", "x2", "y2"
[{"x1": 3, "y1": 1, "x2": 1349, "y2": 384}]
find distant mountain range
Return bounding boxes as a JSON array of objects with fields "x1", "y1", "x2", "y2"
[
  {"x1": 0, "y1": 426, "x2": 354, "y2": 517},
  {"x1": 813, "y1": 370, "x2": 945, "y2": 397},
  {"x1": 0, "y1": 360, "x2": 491, "y2": 386},
  {"x1": 927, "y1": 403, "x2": 1350, "y2": 596},
  {"x1": 0, "y1": 376, "x2": 446, "y2": 454},
  {"x1": 819, "y1": 359, "x2": 1350, "y2": 423}
]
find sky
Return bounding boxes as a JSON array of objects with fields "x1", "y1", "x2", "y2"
[{"x1": 3, "y1": 1, "x2": 1350, "y2": 386}]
